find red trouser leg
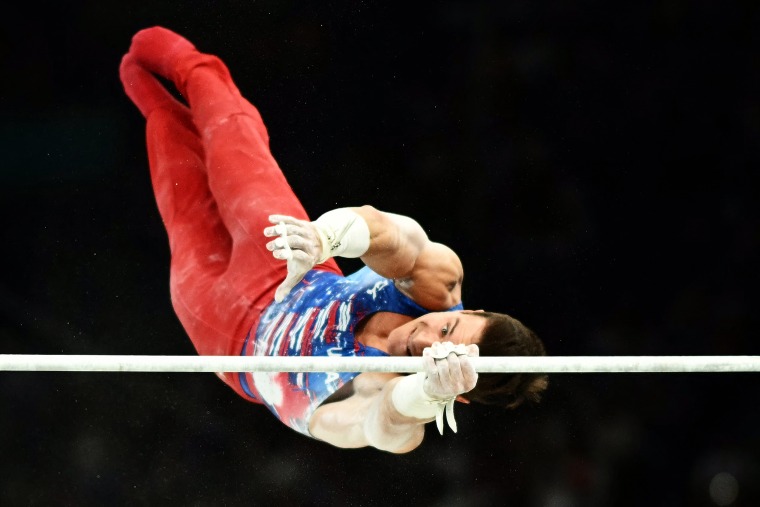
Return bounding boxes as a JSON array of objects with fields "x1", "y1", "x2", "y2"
[
  {"x1": 128, "y1": 27, "x2": 341, "y2": 312},
  {"x1": 121, "y1": 54, "x2": 252, "y2": 392},
  {"x1": 122, "y1": 28, "x2": 341, "y2": 396}
]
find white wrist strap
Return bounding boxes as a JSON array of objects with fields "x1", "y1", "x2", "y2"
[
  {"x1": 391, "y1": 372, "x2": 458, "y2": 435},
  {"x1": 312, "y1": 209, "x2": 370, "y2": 264}
]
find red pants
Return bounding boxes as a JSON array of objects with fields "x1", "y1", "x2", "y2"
[{"x1": 119, "y1": 27, "x2": 341, "y2": 396}]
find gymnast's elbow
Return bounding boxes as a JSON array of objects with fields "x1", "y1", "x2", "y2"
[
  {"x1": 364, "y1": 421, "x2": 426, "y2": 454},
  {"x1": 363, "y1": 394, "x2": 428, "y2": 453}
]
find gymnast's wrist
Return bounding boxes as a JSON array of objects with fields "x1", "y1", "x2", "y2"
[
  {"x1": 312, "y1": 208, "x2": 370, "y2": 264},
  {"x1": 391, "y1": 372, "x2": 447, "y2": 420}
]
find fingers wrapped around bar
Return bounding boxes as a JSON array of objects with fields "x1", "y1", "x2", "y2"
[{"x1": 392, "y1": 341, "x2": 479, "y2": 434}]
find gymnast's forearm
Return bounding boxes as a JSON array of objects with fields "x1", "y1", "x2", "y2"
[
  {"x1": 363, "y1": 376, "x2": 430, "y2": 453},
  {"x1": 350, "y1": 205, "x2": 429, "y2": 280},
  {"x1": 264, "y1": 205, "x2": 431, "y2": 301}
]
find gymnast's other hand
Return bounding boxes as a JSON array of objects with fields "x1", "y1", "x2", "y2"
[
  {"x1": 421, "y1": 341, "x2": 479, "y2": 400},
  {"x1": 264, "y1": 214, "x2": 325, "y2": 302}
]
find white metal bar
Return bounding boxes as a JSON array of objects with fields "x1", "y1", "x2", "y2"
[{"x1": 0, "y1": 355, "x2": 758, "y2": 373}]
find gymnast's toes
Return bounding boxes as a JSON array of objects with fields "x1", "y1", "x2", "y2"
[{"x1": 129, "y1": 26, "x2": 197, "y2": 77}]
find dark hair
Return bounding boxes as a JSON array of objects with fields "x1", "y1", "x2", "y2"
[{"x1": 462, "y1": 312, "x2": 548, "y2": 409}]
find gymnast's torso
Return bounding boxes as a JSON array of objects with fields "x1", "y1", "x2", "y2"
[{"x1": 237, "y1": 266, "x2": 462, "y2": 436}]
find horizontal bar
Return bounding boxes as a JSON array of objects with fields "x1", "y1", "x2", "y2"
[{"x1": 0, "y1": 355, "x2": 758, "y2": 373}]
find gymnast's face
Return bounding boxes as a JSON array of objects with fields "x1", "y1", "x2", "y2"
[{"x1": 386, "y1": 310, "x2": 486, "y2": 357}]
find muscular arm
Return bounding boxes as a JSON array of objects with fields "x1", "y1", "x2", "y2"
[
  {"x1": 266, "y1": 205, "x2": 463, "y2": 309},
  {"x1": 310, "y1": 343, "x2": 479, "y2": 453},
  {"x1": 352, "y1": 205, "x2": 463, "y2": 310},
  {"x1": 308, "y1": 373, "x2": 431, "y2": 454}
]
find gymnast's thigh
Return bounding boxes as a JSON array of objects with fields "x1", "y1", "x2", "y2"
[
  {"x1": 201, "y1": 114, "x2": 309, "y2": 240},
  {"x1": 169, "y1": 268, "x2": 258, "y2": 357},
  {"x1": 199, "y1": 113, "x2": 343, "y2": 310}
]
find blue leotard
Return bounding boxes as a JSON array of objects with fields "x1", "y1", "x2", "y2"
[{"x1": 238, "y1": 266, "x2": 463, "y2": 436}]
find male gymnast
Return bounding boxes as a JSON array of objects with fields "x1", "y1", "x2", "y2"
[{"x1": 119, "y1": 26, "x2": 547, "y2": 453}]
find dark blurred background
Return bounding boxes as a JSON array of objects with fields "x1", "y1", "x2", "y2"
[{"x1": 1, "y1": 1, "x2": 758, "y2": 505}]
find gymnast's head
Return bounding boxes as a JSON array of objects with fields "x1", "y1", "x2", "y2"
[{"x1": 386, "y1": 310, "x2": 549, "y2": 409}]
